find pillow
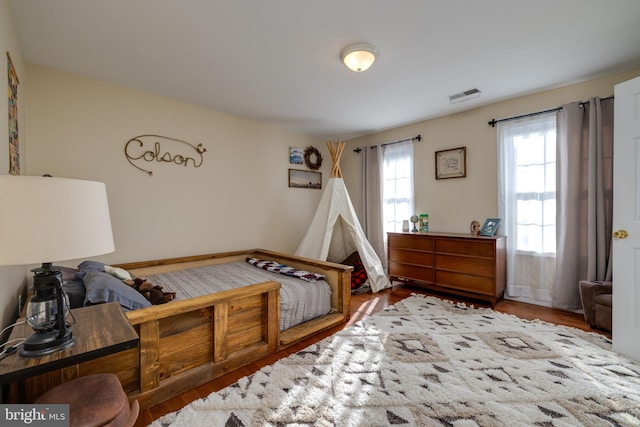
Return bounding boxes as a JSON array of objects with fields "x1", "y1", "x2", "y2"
[
  {"x1": 83, "y1": 270, "x2": 151, "y2": 311},
  {"x1": 341, "y1": 251, "x2": 362, "y2": 267},
  {"x1": 104, "y1": 265, "x2": 133, "y2": 281},
  {"x1": 62, "y1": 280, "x2": 86, "y2": 309},
  {"x1": 77, "y1": 260, "x2": 107, "y2": 273},
  {"x1": 55, "y1": 266, "x2": 85, "y2": 309},
  {"x1": 246, "y1": 257, "x2": 325, "y2": 282},
  {"x1": 58, "y1": 266, "x2": 79, "y2": 282},
  {"x1": 350, "y1": 260, "x2": 368, "y2": 290},
  {"x1": 76, "y1": 260, "x2": 107, "y2": 280}
]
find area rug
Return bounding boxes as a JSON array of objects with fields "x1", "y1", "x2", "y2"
[{"x1": 150, "y1": 295, "x2": 640, "y2": 426}]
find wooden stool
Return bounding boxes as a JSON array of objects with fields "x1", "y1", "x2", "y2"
[{"x1": 34, "y1": 373, "x2": 139, "y2": 427}]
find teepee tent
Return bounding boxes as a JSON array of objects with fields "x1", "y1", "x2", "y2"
[{"x1": 295, "y1": 141, "x2": 390, "y2": 293}]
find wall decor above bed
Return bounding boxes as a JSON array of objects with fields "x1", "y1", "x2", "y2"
[
  {"x1": 289, "y1": 147, "x2": 303, "y2": 165},
  {"x1": 124, "y1": 134, "x2": 207, "y2": 176},
  {"x1": 303, "y1": 145, "x2": 323, "y2": 170},
  {"x1": 288, "y1": 169, "x2": 322, "y2": 189}
]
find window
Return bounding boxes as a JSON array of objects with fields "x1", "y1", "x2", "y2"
[
  {"x1": 382, "y1": 141, "x2": 414, "y2": 235},
  {"x1": 499, "y1": 113, "x2": 557, "y2": 254},
  {"x1": 498, "y1": 112, "x2": 557, "y2": 302}
]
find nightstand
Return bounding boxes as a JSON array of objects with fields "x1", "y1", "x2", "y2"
[{"x1": 0, "y1": 302, "x2": 138, "y2": 402}]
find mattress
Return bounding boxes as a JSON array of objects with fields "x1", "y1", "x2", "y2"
[{"x1": 144, "y1": 261, "x2": 332, "y2": 330}]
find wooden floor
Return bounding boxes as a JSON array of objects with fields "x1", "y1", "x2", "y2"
[{"x1": 133, "y1": 284, "x2": 608, "y2": 426}]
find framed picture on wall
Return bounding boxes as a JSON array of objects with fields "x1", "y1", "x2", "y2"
[
  {"x1": 7, "y1": 52, "x2": 20, "y2": 175},
  {"x1": 288, "y1": 169, "x2": 322, "y2": 189},
  {"x1": 289, "y1": 147, "x2": 303, "y2": 165},
  {"x1": 435, "y1": 147, "x2": 466, "y2": 179}
]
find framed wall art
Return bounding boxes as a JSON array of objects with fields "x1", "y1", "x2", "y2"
[
  {"x1": 435, "y1": 146, "x2": 466, "y2": 179},
  {"x1": 288, "y1": 169, "x2": 322, "y2": 189},
  {"x1": 289, "y1": 147, "x2": 303, "y2": 165},
  {"x1": 7, "y1": 52, "x2": 20, "y2": 175}
]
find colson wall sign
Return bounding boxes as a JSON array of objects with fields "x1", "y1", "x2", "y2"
[{"x1": 124, "y1": 134, "x2": 207, "y2": 176}]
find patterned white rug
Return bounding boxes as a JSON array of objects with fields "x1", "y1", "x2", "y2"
[{"x1": 150, "y1": 295, "x2": 640, "y2": 426}]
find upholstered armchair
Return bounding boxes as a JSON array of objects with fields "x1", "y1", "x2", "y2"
[{"x1": 579, "y1": 280, "x2": 612, "y2": 331}]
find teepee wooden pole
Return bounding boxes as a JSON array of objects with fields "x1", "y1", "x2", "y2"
[{"x1": 328, "y1": 140, "x2": 345, "y2": 178}]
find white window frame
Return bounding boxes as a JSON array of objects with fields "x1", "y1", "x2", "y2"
[
  {"x1": 382, "y1": 141, "x2": 414, "y2": 237},
  {"x1": 498, "y1": 112, "x2": 557, "y2": 303}
]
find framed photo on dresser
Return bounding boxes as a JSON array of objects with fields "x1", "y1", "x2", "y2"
[{"x1": 479, "y1": 218, "x2": 501, "y2": 236}]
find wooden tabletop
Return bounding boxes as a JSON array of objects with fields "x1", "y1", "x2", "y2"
[{"x1": 0, "y1": 302, "x2": 139, "y2": 384}]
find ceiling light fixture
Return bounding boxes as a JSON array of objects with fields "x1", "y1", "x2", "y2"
[{"x1": 340, "y1": 43, "x2": 377, "y2": 72}]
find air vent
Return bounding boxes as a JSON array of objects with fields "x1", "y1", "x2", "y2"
[{"x1": 449, "y1": 88, "x2": 481, "y2": 104}]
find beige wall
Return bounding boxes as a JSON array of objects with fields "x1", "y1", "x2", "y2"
[
  {"x1": 0, "y1": 0, "x2": 29, "y2": 341},
  {"x1": 24, "y1": 64, "x2": 327, "y2": 266},
  {"x1": 3, "y1": 0, "x2": 640, "y2": 341},
  {"x1": 342, "y1": 68, "x2": 640, "y2": 235}
]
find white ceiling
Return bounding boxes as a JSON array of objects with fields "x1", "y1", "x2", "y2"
[{"x1": 9, "y1": 0, "x2": 640, "y2": 140}]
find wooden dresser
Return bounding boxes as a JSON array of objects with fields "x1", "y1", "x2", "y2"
[{"x1": 388, "y1": 232, "x2": 506, "y2": 305}]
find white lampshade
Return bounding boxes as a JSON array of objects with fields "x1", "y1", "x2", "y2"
[
  {"x1": 340, "y1": 43, "x2": 377, "y2": 72},
  {"x1": 0, "y1": 175, "x2": 115, "y2": 266}
]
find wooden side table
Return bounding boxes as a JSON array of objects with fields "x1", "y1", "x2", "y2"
[{"x1": 0, "y1": 302, "x2": 139, "y2": 401}]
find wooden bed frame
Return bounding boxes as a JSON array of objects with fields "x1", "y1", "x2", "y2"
[{"x1": 11, "y1": 249, "x2": 352, "y2": 409}]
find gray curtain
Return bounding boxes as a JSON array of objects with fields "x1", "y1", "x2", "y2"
[
  {"x1": 554, "y1": 97, "x2": 614, "y2": 309},
  {"x1": 361, "y1": 146, "x2": 386, "y2": 269}
]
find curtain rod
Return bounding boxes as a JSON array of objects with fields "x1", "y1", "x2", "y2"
[
  {"x1": 353, "y1": 134, "x2": 422, "y2": 153},
  {"x1": 487, "y1": 95, "x2": 614, "y2": 127}
]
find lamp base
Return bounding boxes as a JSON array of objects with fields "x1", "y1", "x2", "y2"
[{"x1": 19, "y1": 328, "x2": 76, "y2": 357}]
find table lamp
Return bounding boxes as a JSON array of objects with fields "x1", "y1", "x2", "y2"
[{"x1": 0, "y1": 175, "x2": 115, "y2": 357}]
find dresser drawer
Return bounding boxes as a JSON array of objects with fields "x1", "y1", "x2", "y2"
[
  {"x1": 435, "y1": 239, "x2": 494, "y2": 257},
  {"x1": 387, "y1": 232, "x2": 506, "y2": 305},
  {"x1": 435, "y1": 270, "x2": 494, "y2": 295},
  {"x1": 388, "y1": 234, "x2": 433, "y2": 251},
  {"x1": 389, "y1": 248, "x2": 434, "y2": 266},
  {"x1": 435, "y1": 254, "x2": 494, "y2": 276},
  {"x1": 389, "y1": 261, "x2": 433, "y2": 284}
]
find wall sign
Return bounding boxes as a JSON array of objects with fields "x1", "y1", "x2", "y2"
[{"x1": 124, "y1": 134, "x2": 207, "y2": 176}]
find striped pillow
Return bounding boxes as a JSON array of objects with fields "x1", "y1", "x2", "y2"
[{"x1": 246, "y1": 257, "x2": 325, "y2": 283}]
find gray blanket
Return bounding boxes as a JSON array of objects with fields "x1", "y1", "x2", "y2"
[{"x1": 145, "y1": 261, "x2": 332, "y2": 330}]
